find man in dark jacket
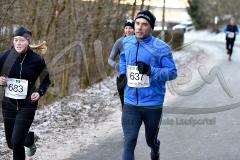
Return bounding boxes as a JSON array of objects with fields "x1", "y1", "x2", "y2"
[{"x1": 224, "y1": 18, "x2": 239, "y2": 61}]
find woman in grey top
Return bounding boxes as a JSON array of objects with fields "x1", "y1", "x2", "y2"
[{"x1": 108, "y1": 19, "x2": 134, "y2": 107}]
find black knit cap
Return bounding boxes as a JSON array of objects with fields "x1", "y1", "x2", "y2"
[
  {"x1": 135, "y1": 10, "x2": 156, "y2": 29},
  {"x1": 124, "y1": 19, "x2": 134, "y2": 29},
  {"x1": 13, "y1": 27, "x2": 32, "y2": 41}
]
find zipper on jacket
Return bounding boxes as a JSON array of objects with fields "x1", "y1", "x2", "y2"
[
  {"x1": 20, "y1": 53, "x2": 27, "y2": 79},
  {"x1": 135, "y1": 42, "x2": 140, "y2": 105},
  {"x1": 16, "y1": 53, "x2": 27, "y2": 110}
]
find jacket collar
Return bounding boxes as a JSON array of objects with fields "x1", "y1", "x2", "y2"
[
  {"x1": 11, "y1": 47, "x2": 33, "y2": 60},
  {"x1": 136, "y1": 34, "x2": 152, "y2": 43}
]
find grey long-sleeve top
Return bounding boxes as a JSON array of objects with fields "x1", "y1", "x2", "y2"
[{"x1": 108, "y1": 37, "x2": 124, "y2": 72}]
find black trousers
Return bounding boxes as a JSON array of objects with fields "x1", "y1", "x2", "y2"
[
  {"x1": 116, "y1": 77, "x2": 125, "y2": 107},
  {"x1": 2, "y1": 99, "x2": 36, "y2": 160},
  {"x1": 226, "y1": 38, "x2": 235, "y2": 56},
  {"x1": 122, "y1": 105, "x2": 162, "y2": 160}
]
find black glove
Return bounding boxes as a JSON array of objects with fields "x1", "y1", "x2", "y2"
[
  {"x1": 137, "y1": 61, "x2": 151, "y2": 76},
  {"x1": 117, "y1": 74, "x2": 127, "y2": 90}
]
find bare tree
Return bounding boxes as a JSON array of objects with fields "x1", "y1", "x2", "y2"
[{"x1": 0, "y1": 0, "x2": 131, "y2": 105}]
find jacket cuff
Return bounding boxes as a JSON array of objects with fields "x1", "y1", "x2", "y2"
[{"x1": 37, "y1": 89, "x2": 45, "y2": 96}]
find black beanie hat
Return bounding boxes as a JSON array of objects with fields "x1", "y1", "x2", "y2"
[
  {"x1": 135, "y1": 10, "x2": 156, "y2": 29},
  {"x1": 124, "y1": 19, "x2": 134, "y2": 29},
  {"x1": 13, "y1": 27, "x2": 32, "y2": 41}
]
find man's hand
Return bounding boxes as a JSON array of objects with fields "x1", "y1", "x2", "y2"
[
  {"x1": 117, "y1": 74, "x2": 127, "y2": 90},
  {"x1": 137, "y1": 61, "x2": 151, "y2": 76}
]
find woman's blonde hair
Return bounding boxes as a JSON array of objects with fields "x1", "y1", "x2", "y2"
[{"x1": 29, "y1": 41, "x2": 47, "y2": 54}]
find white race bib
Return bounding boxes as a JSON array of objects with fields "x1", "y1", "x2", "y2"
[
  {"x1": 227, "y1": 32, "x2": 235, "y2": 38},
  {"x1": 5, "y1": 78, "x2": 28, "y2": 99},
  {"x1": 127, "y1": 65, "x2": 150, "y2": 88}
]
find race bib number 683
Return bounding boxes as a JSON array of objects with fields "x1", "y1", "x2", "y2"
[{"x1": 5, "y1": 78, "x2": 28, "y2": 99}]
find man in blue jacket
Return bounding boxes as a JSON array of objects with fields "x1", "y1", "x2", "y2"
[{"x1": 119, "y1": 10, "x2": 177, "y2": 160}]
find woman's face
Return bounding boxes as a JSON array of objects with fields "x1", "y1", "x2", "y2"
[
  {"x1": 13, "y1": 36, "x2": 29, "y2": 53},
  {"x1": 124, "y1": 26, "x2": 134, "y2": 36}
]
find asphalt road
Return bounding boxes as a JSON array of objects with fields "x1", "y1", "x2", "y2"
[{"x1": 69, "y1": 41, "x2": 240, "y2": 160}]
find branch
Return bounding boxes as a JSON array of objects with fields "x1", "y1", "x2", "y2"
[{"x1": 0, "y1": 0, "x2": 16, "y2": 29}]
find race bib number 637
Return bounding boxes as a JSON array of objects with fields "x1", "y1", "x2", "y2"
[{"x1": 127, "y1": 65, "x2": 150, "y2": 88}]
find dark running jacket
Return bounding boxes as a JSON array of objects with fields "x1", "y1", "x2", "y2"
[
  {"x1": 224, "y1": 24, "x2": 239, "y2": 40},
  {"x1": 0, "y1": 47, "x2": 51, "y2": 107}
]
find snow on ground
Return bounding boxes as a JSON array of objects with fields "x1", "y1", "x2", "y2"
[
  {"x1": 0, "y1": 77, "x2": 122, "y2": 160},
  {"x1": 185, "y1": 30, "x2": 240, "y2": 44},
  {"x1": 0, "y1": 30, "x2": 224, "y2": 160}
]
